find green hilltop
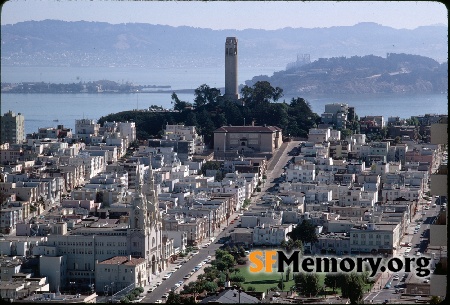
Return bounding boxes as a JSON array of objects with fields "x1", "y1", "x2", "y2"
[{"x1": 98, "y1": 81, "x2": 322, "y2": 146}]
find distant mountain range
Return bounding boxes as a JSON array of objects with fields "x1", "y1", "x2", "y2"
[{"x1": 1, "y1": 20, "x2": 447, "y2": 70}]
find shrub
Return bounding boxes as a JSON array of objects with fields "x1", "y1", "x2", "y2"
[
  {"x1": 230, "y1": 275, "x2": 245, "y2": 283},
  {"x1": 136, "y1": 287, "x2": 144, "y2": 293},
  {"x1": 237, "y1": 258, "x2": 247, "y2": 265},
  {"x1": 120, "y1": 296, "x2": 130, "y2": 303}
]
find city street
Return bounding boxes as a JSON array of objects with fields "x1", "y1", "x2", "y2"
[
  {"x1": 142, "y1": 212, "x2": 243, "y2": 303},
  {"x1": 365, "y1": 197, "x2": 441, "y2": 304},
  {"x1": 139, "y1": 141, "x2": 300, "y2": 303}
]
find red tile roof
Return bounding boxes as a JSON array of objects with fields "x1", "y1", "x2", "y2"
[
  {"x1": 98, "y1": 256, "x2": 145, "y2": 266},
  {"x1": 214, "y1": 126, "x2": 281, "y2": 133}
]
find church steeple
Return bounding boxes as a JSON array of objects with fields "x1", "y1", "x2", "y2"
[
  {"x1": 130, "y1": 162, "x2": 148, "y2": 230},
  {"x1": 145, "y1": 162, "x2": 160, "y2": 227}
]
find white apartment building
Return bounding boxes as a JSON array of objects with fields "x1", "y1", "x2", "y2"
[
  {"x1": 315, "y1": 171, "x2": 335, "y2": 184},
  {"x1": 301, "y1": 142, "x2": 329, "y2": 158},
  {"x1": 321, "y1": 103, "x2": 349, "y2": 128},
  {"x1": 307, "y1": 128, "x2": 330, "y2": 143},
  {"x1": 286, "y1": 162, "x2": 316, "y2": 182},
  {"x1": 346, "y1": 162, "x2": 366, "y2": 174},
  {"x1": 241, "y1": 209, "x2": 283, "y2": 228},
  {"x1": 164, "y1": 124, "x2": 204, "y2": 154},
  {"x1": 68, "y1": 152, "x2": 106, "y2": 181},
  {"x1": 84, "y1": 145, "x2": 119, "y2": 163},
  {"x1": 75, "y1": 119, "x2": 99, "y2": 144},
  {"x1": 303, "y1": 189, "x2": 332, "y2": 204},
  {"x1": 0, "y1": 207, "x2": 23, "y2": 234},
  {"x1": 105, "y1": 132, "x2": 128, "y2": 157},
  {"x1": 350, "y1": 133, "x2": 366, "y2": 145},
  {"x1": 381, "y1": 185, "x2": 422, "y2": 202},
  {"x1": 118, "y1": 122, "x2": 136, "y2": 143},
  {"x1": 253, "y1": 224, "x2": 293, "y2": 246}
]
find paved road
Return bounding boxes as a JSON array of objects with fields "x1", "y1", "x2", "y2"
[
  {"x1": 252, "y1": 140, "x2": 301, "y2": 202},
  {"x1": 365, "y1": 198, "x2": 441, "y2": 304},
  {"x1": 143, "y1": 213, "x2": 243, "y2": 303},
  {"x1": 141, "y1": 141, "x2": 300, "y2": 303}
]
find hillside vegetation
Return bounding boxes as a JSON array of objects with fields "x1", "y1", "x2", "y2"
[
  {"x1": 246, "y1": 54, "x2": 448, "y2": 95},
  {"x1": 98, "y1": 82, "x2": 321, "y2": 144}
]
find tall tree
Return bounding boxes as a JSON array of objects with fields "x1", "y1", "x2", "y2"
[
  {"x1": 340, "y1": 273, "x2": 365, "y2": 304},
  {"x1": 194, "y1": 84, "x2": 221, "y2": 108},
  {"x1": 166, "y1": 291, "x2": 181, "y2": 304},
  {"x1": 278, "y1": 274, "x2": 285, "y2": 290},
  {"x1": 288, "y1": 220, "x2": 318, "y2": 244},
  {"x1": 285, "y1": 266, "x2": 291, "y2": 281},
  {"x1": 324, "y1": 273, "x2": 340, "y2": 293},
  {"x1": 240, "y1": 81, "x2": 283, "y2": 108},
  {"x1": 172, "y1": 92, "x2": 192, "y2": 111},
  {"x1": 347, "y1": 273, "x2": 365, "y2": 304}
]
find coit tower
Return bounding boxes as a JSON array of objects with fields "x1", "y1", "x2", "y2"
[{"x1": 224, "y1": 37, "x2": 239, "y2": 100}]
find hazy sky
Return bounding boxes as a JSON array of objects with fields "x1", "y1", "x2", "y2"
[{"x1": 1, "y1": 0, "x2": 447, "y2": 29}]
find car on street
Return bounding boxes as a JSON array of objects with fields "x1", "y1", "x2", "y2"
[
  {"x1": 202, "y1": 243, "x2": 210, "y2": 248},
  {"x1": 416, "y1": 251, "x2": 421, "y2": 256},
  {"x1": 161, "y1": 293, "x2": 169, "y2": 299},
  {"x1": 405, "y1": 247, "x2": 412, "y2": 253},
  {"x1": 183, "y1": 274, "x2": 191, "y2": 280},
  {"x1": 174, "y1": 264, "x2": 182, "y2": 269},
  {"x1": 155, "y1": 281, "x2": 162, "y2": 286},
  {"x1": 147, "y1": 286, "x2": 156, "y2": 293},
  {"x1": 154, "y1": 300, "x2": 163, "y2": 304},
  {"x1": 163, "y1": 273, "x2": 172, "y2": 280},
  {"x1": 191, "y1": 251, "x2": 199, "y2": 255},
  {"x1": 174, "y1": 283, "x2": 181, "y2": 289}
]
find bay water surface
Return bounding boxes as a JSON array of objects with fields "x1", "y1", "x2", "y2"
[{"x1": 1, "y1": 66, "x2": 448, "y2": 135}]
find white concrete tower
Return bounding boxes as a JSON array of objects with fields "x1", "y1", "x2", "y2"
[{"x1": 224, "y1": 37, "x2": 239, "y2": 100}]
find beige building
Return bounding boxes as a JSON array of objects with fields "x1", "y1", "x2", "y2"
[
  {"x1": 1, "y1": 110, "x2": 25, "y2": 144},
  {"x1": 213, "y1": 125, "x2": 282, "y2": 155},
  {"x1": 95, "y1": 256, "x2": 147, "y2": 295},
  {"x1": 349, "y1": 223, "x2": 401, "y2": 255}
]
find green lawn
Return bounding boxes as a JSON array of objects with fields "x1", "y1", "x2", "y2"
[
  {"x1": 236, "y1": 266, "x2": 373, "y2": 295},
  {"x1": 236, "y1": 266, "x2": 340, "y2": 294},
  {"x1": 236, "y1": 265, "x2": 295, "y2": 293}
]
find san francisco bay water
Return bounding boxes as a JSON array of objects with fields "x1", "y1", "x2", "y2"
[{"x1": 1, "y1": 66, "x2": 448, "y2": 134}]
